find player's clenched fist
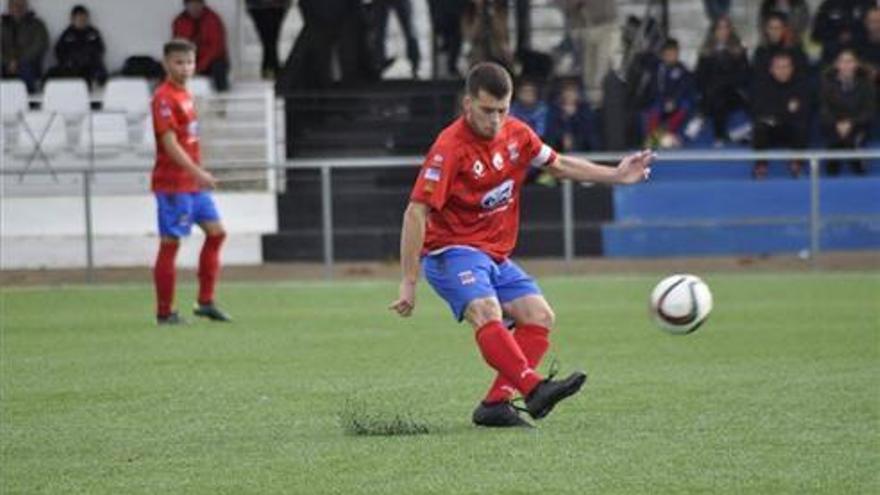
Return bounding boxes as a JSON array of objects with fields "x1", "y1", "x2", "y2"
[{"x1": 389, "y1": 280, "x2": 416, "y2": 317}]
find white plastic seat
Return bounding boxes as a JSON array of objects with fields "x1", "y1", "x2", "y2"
[
  {"x1": 1, "y1": 80, "x2": 28, "y2": 148},
  {"x1": 187, "y1": 76, "x2": 213, "y2": 98},
  {"x1": 77, "y1": 112, "x2": 128, "y2": 157},
  {"x1": 137, "y1": 116, "x2": 157, "y2": 157},
  {"x1": 42, "y1": 78, "x2": 90, "y2": 146},
  {"x1": 103, "y1": 77, "x2": 151, "y2": 121},
  {"x1": 13, "y1": 112, "x2": 70, "y2": 157}
]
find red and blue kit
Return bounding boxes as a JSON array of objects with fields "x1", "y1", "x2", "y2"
[
  {"x1": 410, "y1": 116, "x2": 557, "y2": 261},
  {"x1": 151, "y1": 80, "x2": 202, "y2": 193}
]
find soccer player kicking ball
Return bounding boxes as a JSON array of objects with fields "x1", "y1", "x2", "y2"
[
  {"x1": 389, "y1": 62, "x2": 652, "y2": 427},
  {"x1": 151, "y1": 39, "x2": 231, "y2": 325}
]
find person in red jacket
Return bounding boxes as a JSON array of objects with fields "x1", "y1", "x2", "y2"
[{"x1": 172, "y1": 0, "x2": 229, "y2": 91}]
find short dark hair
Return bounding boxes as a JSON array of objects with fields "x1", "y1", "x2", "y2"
[
  {"x1": 662, "y1": 38, "x2": 679, "y2": 51},
  {"x1": 164, "y1": 38, "x2": 196, "y2": 57},
  {"x1": 466, "y1": 62, "x2": 513, "y2": 99},
  {"x1": 71, "y1": 4, "x2": 88, "y2": 16}
]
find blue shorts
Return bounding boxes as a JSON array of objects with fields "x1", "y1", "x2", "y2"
[
  {"x1": 155, "y1": 191, "x2": 220, "y2": 238},
  {"x1": 422, "y1": 247, "x2": 542, "y2": 322}
]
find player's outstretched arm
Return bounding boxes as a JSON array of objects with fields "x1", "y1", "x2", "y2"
[
  {"x1": 389, "y1": 201, "x2": 428, "y2": 317},
  {"x1": 546, "y1": 149, "x2": 654, "y2": 185},
  {"x1": 160, "y1": 131, "x2": 217, "y2": 189}
]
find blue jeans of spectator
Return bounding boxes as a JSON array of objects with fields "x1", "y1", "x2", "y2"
[{"x1": 2, "y1": 58, "x2": 43, "y2": 94}]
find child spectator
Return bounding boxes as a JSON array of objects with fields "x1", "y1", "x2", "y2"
[
  {"x1": 820, "y1": 49, "x2": 875, "y2": 175},
  {"x1": 173, "y1": 0, "x2": 229, "y2": 91},
  {"x1": 751, "y1": 52, "x2": 812, "y2": 179},
  {"x1": 695, "y1": 16, "x2": 750, "y2": 145},
  {"x1": 642, "y1": 39, "x2": 694, "y2": 149},
  {"x1": 0, "y1": 0, "x2": 48, "y2": 94},
  {"x1": 45, "y1": 5, "x2": 107, "y2": 89},
  {"x1": 510, "y1": 79, "x2": 549, "y2": 138},
  {"x1": 545, "y1": 79, "x2": 595, "y2": 152}
]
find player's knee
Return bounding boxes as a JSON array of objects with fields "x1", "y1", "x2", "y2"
[
  {"x1": 530, "y1": 305, "x2": 556, "y2": 328},
  {"x1": 464, "y1": 298, "x2": 503, "y2": 328}
]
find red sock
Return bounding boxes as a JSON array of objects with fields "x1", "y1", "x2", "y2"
[
  {"x1": 484, "y1": 324, "x2": 550, "y2": 404},
  {"x1": 153, "y1": 240, "x2": 179, "y2": 317},
  {"x1": 197, "y1": 233, "x2": 225, "y2": 305},
  {"x1": 475, "y1": 321, "x2": 542, "y2": 397}
]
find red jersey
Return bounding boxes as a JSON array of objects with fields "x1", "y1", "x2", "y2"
[
  {"x1": 151, "y1": 80, "x2": 201, "y2": 193},
  {"x1": 410, "y1": 116, "x2": 557, "y2": 260}
]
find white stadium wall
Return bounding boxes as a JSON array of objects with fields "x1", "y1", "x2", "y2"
[
  {"x1": 1, "y1": 192, "x2": 277, "y2": 269},
  {"x1": 28, "y1": 0, "x2": 243, "y2": 76}
]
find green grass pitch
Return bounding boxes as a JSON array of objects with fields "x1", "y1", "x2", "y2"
[{"x1": 1, "y1": 272, "x2": 878, "y2": 494}]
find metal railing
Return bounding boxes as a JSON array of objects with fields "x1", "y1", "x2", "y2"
[{"x1": 2, "y1": 148, "x2": 879, "y2": 282}]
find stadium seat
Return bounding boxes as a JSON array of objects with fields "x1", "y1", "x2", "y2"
[
  {"x1": 1, "y1": 80, "x2": 28, "y2": 149},
  {"x1": 77, "y1": 112, "x2": 129, "y2": 157},
  {"x1": 137, "y1": 116, "x2": 156, "y2": 157},
  {"x1": 187, "y1": 76, "x2": 214, "y2": 98},
  {"x1": 103, "y1": 77, "x2": 151, "y2": 121},
  {"x1": 42, "y1": 78, "x2": 91, "y2": 147}
]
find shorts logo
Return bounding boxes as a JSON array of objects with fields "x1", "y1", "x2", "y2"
[
  {"x1": 458, "y1": 270, "x2": 476, "y2": 285},
  {"x1": 472, "y1": 160, "x2": 486, "y2": 179},
  {"x1": 480, "y1": 179, "x2": 514, "y2": 210},
  {"x1": 491, "y1": 152, "x2": 504, "y2": 171}
]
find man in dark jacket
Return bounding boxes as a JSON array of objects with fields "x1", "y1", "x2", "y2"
[
  {"x1": 820, "y1": 49, "x2": 875, "y2": 175},
  {"x1": 173, "y1": 0, "x2": 229, "y2": 91},
  {"x1": 1, "y1": 0, "x2": 49, "y2": 93},
  {"x1": 45, "y1": 5, "x2": 107, "y2": 88},
  {"x1": 752, "y1": 13, "x2": 810, "y2": 81},
  {"x1": 752, "y1": 52, "x2": 812, "y2": 179},
  {"x1": 812, "y1": 0, "x2": 872, "y2": 68}
]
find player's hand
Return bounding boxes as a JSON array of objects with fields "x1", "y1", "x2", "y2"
[
  {"x1": 615, "y1": 149, "x2": 654, "y2": 184},
  {"x1": 196, "y1": 169, "x2": 217, "y2": 189},
  {"x1": 389, "y1": 280, "x2": 416, "y2": 317}
]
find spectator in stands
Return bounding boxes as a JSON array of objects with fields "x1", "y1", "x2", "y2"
[
  {"x1": 428, "y1": 0, "x2": 468, "y2": 77},
  {"x1": 703, "y1": 0, "x2": 731, "y2": 22},
  {"x1": 0, "y1": 0, "x2": 48, "y2": 94},
  {"x1": 696, "y1": 16, "x2": 750, "y2": 145},
  {"x1": 753, "y1": 12, "x2": 810, "y2": 80},
  {"x1": 556, "y1": 0, "x2": 618, "y2": 105},
  {"x1": 245, "y1": 0, "x2": 291, "y2": 79},
  {"x1": 820, "y1": 49, "x2": 875, "y2": 175},
  {"x1": 45, "y1": 5, "x2": 107, "y2": 89},
  {"x1": 546, "y1": 79, "x2": 596, "y2": 152},
  {"x1": 463, "y1": 0, "x2": 513, "y2": 71},
  {"x1": 641, "y1": 39, "x2": 694, "y2": 149},
  {"x1": 173, "y1": 0, "x2": 229, "y2": 91},
  {"x1": 812, "y1": 0, "x2": 871, "y2": 68},
  {"x1": 751, "y1": 52, "x2": 812, "y2": 179},
  {"x1": 759, "y1": 0, "x2": 811, "y2": 41},
  {"x1": 510, "y1": 79, "x2": 548, "y2": 137},
  {"x1": 861, "y1": 7, "x2": 880, "y2": 80},
  {"x1": 372, "y1": 0, "x2": 421, "y2": 79}
]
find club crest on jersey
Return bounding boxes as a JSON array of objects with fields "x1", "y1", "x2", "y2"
[
  {"x1": 424, "y1": 167, "x2": 441, "y2": 181},
  {"x1": 491, "y1": 152, "x2": 505, "y2": 171},
  {"x1": 472, "y1": 160, "x2": 486, "y2": 178},
  {"x1": 507, "y1": 143, "x2": 519, "y2": 163}
]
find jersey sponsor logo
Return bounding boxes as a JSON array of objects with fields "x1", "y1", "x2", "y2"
[
  {"x1": 457, "y1": 270, "x2": 476, "y2": 285},
  {"x1": 424, "y1": 167, "x2": 441, "y2": 181},
  {"x1": 472, "y1": 160, "x2": 486, "y2": 179},
  {"x1": 491, "y1": 152, "x2": 504, "y2": 171},
  {"x1": 480, "y1": 178, "x2": 514, "y2": 211}
]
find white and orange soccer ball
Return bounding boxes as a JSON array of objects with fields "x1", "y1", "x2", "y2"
[{"x1": 649, "y1": 274, "x2": 713, "y2": 335}]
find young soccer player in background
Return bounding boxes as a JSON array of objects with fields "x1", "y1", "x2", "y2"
[
  {"x1": 390, "y1": 62, "x2": 653, "y2": 427},
  {"x1": 151, "y1": 39, "x2": 230, "y2": 325}
]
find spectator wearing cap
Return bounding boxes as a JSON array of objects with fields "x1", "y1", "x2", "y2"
[{"x1": 173, "y1": 0, "x2": 230, "y2": 91}]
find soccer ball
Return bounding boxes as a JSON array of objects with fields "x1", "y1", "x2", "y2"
[{"x1": 649, "y1": 274, "x2": 713, "y2": 335}]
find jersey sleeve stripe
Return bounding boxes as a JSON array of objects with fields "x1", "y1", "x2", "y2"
[{"x1": 529, "y1": 144, "x2": 554, "y2": 169}]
